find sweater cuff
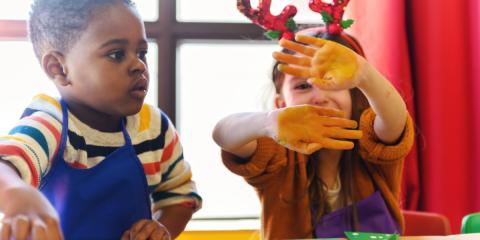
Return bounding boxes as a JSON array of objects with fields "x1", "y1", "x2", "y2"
[
  {"x1": 222, "y1": 137, "x2": 278, "y2": 178},
  {"x1": 359, "y1": 108, "x2": 415, "y2": 163}
]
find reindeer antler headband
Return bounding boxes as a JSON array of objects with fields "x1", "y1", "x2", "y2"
[
  {"x1": 237, "y1": 0, "x2": 355, "y2": 40},
  {"x1": 309, "y1": 0, "x2": 353, "y2": 34},
  {"x1": 237, "y1": 0, "x2": 298, "y2": 40}
]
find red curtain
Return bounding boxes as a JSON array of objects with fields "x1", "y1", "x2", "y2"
[
  {"x1": 349, "y1": 0, "x2": 480, "y2": 233},
  {"x1": 348, "y1": 1, "x2": 420, "y2": 210}
]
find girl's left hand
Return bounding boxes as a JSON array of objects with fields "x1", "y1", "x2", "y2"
[
  {"x1": 122, "y1": 219, "x2": 171, "y2": 240},
  {"x1": 273, "y1": 35, "x2": 366, "y2": 90}
]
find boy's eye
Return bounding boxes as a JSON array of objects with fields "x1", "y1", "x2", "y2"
[
  {"x1": 107, "y1": 50, "x2": 125, "y2": 61},
  {"x1": 137, "y1": 50, "x2": 148, "y2": 62},
  {"x1": 295, "y1": 82, "x2": 312, "y2": 90}
]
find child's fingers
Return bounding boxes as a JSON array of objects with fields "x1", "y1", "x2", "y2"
[
  {"x1": 272, "y1": 52, "x2": 311, "y2": 67},
  {"x1": 1, "y1": 218, "x2": 12, "y2": 240},
  {"x1": 319, "y1": 117, "x2": 358, "y2": 129},
  {"x1": 151, "y1": 228, "x2": 171, "y2": 240},
  {"x1": 130, "y1": 219, "x2": 149, "y2": 235},
  {"x1": 12, "y1": 215, "x2": 31, "y2": 240},
  {"x1": 43, "y1": 216, "x2": 63, "y2": 240},
  {"x1": 279, "y1": 38, "x2": 316, "y2": 57},
  {"x1": 324, "y1": 128, "x2": 363, "y2": 140},
  {"x1": 32, "y1": 219, "x2": 47, "y2": 240},
  {"x1": 321, "y1": 138, "x2": 355, "y2": 150},
  {"x1": 132, "y1": 221, "x2": 159, "y2": 240},
  {"x1": 309, "y1": 106, "x2": 345, "y2": 118},
  {"x1": 295, "y1": 35, "x2": 328, "y2": 48},
  {"x1": 278, "y1": 64, "x2": 310, "y2": 78}
]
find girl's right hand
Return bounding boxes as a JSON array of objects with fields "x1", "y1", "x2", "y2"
[
  {"x1": 266, "y1": 105, "x2": 362, "y2": 154},
  {"x1": 1, "y1": 185, "x2": 63, "y2": 240}
]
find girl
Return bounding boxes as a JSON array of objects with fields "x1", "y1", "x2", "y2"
[
  {"x1": 212, "y1": 27, "x2": 414, "y2": 239},
  {"x1": 0, "y1": 1, "x2": 201, "y2": 239}
]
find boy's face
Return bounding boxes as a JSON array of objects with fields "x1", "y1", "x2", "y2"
[{"x1": 61, "y1": 3, "x2": 149, "y2": 117}]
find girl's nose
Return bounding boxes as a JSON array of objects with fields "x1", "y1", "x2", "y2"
[{"x1": 311, "y1": 87, "x2": 330, "y2": 106}]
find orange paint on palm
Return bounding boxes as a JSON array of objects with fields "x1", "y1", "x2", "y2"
[
  {"x1": 277, "y1": 105, "x2": 323, "y2": 146},
  {"x1": 310, "y1": 41, "x2": 358, "y2": 88}
]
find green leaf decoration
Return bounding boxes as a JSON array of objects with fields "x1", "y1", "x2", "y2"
[
  {"x1": 344, "y1": 231, "x2": 399, "y2": 240},
  {"x1": 320, "y1": 10, "x2": 333, "y2": 24},
  {"x1": 264, "y1": 30, "x2": 281, "y2": 40},
  {"x1": 285, "y1": 18, "x2": 297, "y2": 31},
  {"x1": 340, "y1": 19, "x2": 354, "y2": 29}
]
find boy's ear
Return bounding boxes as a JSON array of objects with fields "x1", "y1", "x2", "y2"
[
  {"x1": 42, "y1": 51, "x2": 70, "y2": 86},
  {"x1": 275, "y1": 94, "x2": 286, "y2": 108}
]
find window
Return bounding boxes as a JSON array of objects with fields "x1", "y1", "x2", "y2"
[
  {"x1": 177, "y1": 41, "x2": 277, "y2": 222},
  {"x1": 0, "y1": 0, "x2": 158, "y2": 21}
]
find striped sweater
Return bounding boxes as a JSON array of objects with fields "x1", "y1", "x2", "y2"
[{"x1": 0, "y1": 94, "x2": 201, "y2": 212}]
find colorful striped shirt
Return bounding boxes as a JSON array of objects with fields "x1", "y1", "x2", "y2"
[{"x1": 0, "y1": 94, "x2": 201, "y2": 212}]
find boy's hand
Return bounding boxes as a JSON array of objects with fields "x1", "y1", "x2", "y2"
[
  {"x1": 273, "y1": 35, "x2": 366, "y2": 90},
  {"x1": 266, "y1": 105, "x2": 362, "y2": 154},
  {"x1": 122, "y1": 219, "x2": 171, "y2": 240},
  {"x1": 0, "y1": 185, "x2": 63, "y2": 240}
]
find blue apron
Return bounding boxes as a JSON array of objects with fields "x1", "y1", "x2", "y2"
[
  {"x1": 40, "y1": 100, "x2": 152, "y2": 239},
  {"x1": 313, "y1": 191, "x2": 400, "y2": 238}
]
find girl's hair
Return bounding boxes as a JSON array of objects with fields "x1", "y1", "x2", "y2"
[
  {"x1": 271, "y1": 28, "x2": 370, "y2": 230},
  {"x1": 28, "y1": 0, "x2": 136, "y2": 60}
]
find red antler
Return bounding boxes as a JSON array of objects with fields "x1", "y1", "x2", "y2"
[
  {"x1": 309, "y1": 0, "x2": 351, "y2": 34},
  {"x1": 237, "y1": 0, "x2": 297, "y2": 40}
]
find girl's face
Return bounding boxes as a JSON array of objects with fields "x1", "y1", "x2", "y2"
[
  {"x1": 61, "y1": 3, "x2": 149, "y2": 118},
  {"x1": 275, "y1": 74, "x2": 352, "y2": 119}
]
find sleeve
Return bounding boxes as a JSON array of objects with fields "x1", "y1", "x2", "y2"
[
  {"x1": 359, "y1": 108, "x2": 415, "y2": 164},
  {"x1": 0, "y1": 110, "x2": 62, "y2": 187},
  {"x1": 222, "y1": 137, "x2": 288, "y2": 188},
  {"x1": 151, "y1": 112, "x2": 202, "y2": 212},
  {"x1": 358, "y1": 108, "x2": 415, "y2": 195}
]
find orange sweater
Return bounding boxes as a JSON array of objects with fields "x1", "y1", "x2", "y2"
[{"x1": 222, "y1": 108, "x2": 414, "y2": 239}]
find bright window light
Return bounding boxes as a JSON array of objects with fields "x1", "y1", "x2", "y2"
[
  {"x1": 0, "y1": 0, "x2": 158, "y2": 22},
  {"x1": 177, "y1": 40, "x2": 278, "y2": 228}
]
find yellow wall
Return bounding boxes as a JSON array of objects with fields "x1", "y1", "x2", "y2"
[{"x1": 177, "y1": 230, "x2": 260, "y2": 240}]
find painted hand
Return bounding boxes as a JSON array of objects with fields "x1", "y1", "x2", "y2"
[
  {"x1": 273, "y1": 35, "x2": 366, "y2": 90},
  {"x1": 122, "y1": 219, "x2": 171, "y2": 240},
  {"x1": 267, "y1": 105, "x2": 362, "y2": 154}
]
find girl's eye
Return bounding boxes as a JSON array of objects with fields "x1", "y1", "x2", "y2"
[
  {"x1": 108, "y1": 50, "x2": 125, "y2": 61},
  {"x1": 137, "y1": 50, "x2": 148, "y2": 62},
  {"x1": 295, "y1": 82, "x2": 312, "y2": 90}
]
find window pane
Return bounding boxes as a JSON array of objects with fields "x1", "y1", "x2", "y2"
[
  {"x1": 145, "y1": 42, "x2": 158, "y2": 106},
  {"x1": 177, "y1": 40, "x2": 278, "y2": 221},
  {"x1": 0, "y1": 41, "x2": 57, "y2": 134},
  {"x1": 177, "y1": 0, "x2": 324, "y2": 24},
  {"x1": 0, "y1": 1, "x2": 32, "y2": 20},
  {"x1": 0, "y1": 1, "x2": 158, "y2": 21},
  {"x1": 135, "y1": 0, "x2": 159, "y2": 22},
  {"x1": 0, "y1": 41, "x2": 158, "y2": 134}
]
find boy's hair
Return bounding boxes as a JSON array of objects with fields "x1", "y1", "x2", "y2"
[{"x1": 28, "y1": 0, "x2": 136, "y2": 60}]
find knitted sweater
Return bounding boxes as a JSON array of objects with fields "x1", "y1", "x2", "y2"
[{"x1": 222, "y1": 108, "x2": 414, "y2": 239}]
